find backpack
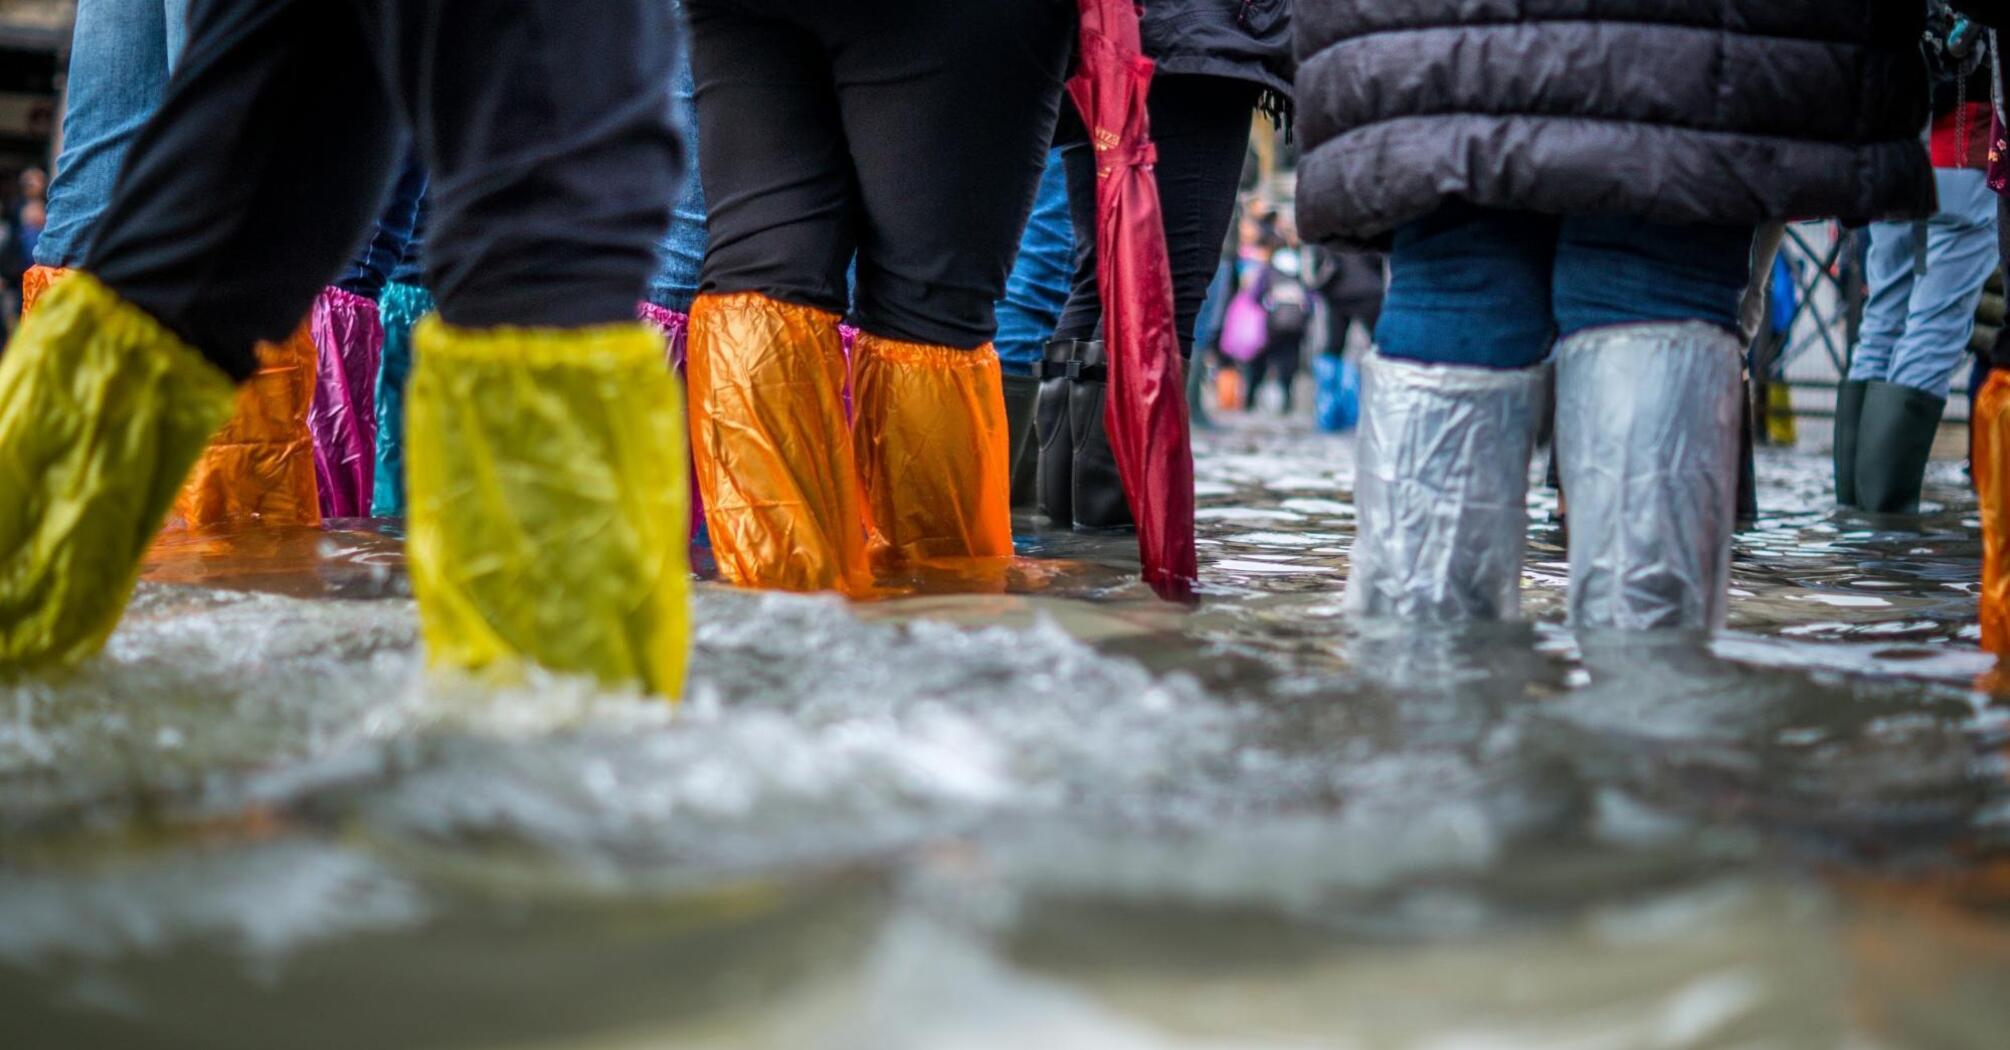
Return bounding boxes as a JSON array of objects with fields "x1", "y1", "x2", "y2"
[{"x1": 1262, "y1": 263, "x2": 1311, "y2": 341}]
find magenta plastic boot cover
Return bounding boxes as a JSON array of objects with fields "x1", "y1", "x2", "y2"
[{"x1": 309, "y1": 287, "x2": 385, "y2": 518}]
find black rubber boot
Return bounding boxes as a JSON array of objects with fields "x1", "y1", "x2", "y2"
[
  {"x1": 1035, "y1": 339, "x2": 1083, "y2": 526},
  {"x1": 1065, "y1": 340, "x2": 1135, "y2": 530},
  {"x1": 1003, "y1": 372, "x2": 1040, "y2": 510},
  {"x1": 1833, "y1": 379, "x2": 1869, "y2": 508},
  {"x1": 1854, "y1": 380, "x2": 1947, "y2": 514}
]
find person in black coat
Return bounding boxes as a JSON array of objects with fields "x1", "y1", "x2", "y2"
[
  {"x1": 1036, "y1": 0, "x2": 1294, "y2": 531},
  {"x1": 1296, "y1": 1, "x2": 1936, "y2": 632}
]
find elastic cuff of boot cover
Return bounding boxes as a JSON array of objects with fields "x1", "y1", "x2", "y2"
[
  {"x1": 310, "y1": 287, "x2": 385, "y2": 519},
  {"x1": 689, "y1": 291, "x2": 870, "y2": 595},
  {"x1": 19, "y1": 264, "x2": 70, "y2": 316},
  {"x1": 0, "y1": 271, "x2": 237, "y2": 669},
  {"x1": 1556, "y1": 322, "x2": 1742, "y2": 631},
  {"x1": 852, "y1": 333, "x2": 1013, "y2": 566},
  {"x1": 1976, "y1": 371, "x2": 2010, "y2": 653},
  {"x1": 171, "y1": 320, "x2": 323, "y2": 529},
  {"x1": 406, "y1": 318, "x2": 690, "y2": 697},
  {"x1": 1344, "y1": 350, "x2": 1545, "y2": 623}
]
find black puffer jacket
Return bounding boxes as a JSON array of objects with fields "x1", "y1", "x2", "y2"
[
  {"x1": 1295, "y1": 2, "x2": 1937, "y2": 246},
  {"x1": 1144, "y1": 0, "x2": 1295, "y2": 117}
]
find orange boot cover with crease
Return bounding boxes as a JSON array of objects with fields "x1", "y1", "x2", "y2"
[
  {"x1": 688, "y1": 292, "x2": 870, "y2": 595},
  {"x1": 851, "y1": 332, "x2": 1013, "y2": 570},
  {"x1": 1977, "y1": 371, "x2": 2010, "y2": 654},
  {"x1": 168, "y1": 321, "x2": 322, "y2": 528}
]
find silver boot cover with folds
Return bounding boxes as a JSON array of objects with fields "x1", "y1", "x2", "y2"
[
  {"x1": 1556, "y1": 322, "x2": 1743, "y2": 631},
  {"x1": 1346, "y1": 351, "x2": 1546, "y2": 622}
]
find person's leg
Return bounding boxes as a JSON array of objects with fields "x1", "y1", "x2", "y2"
[
  {"x1": 1856, "y1": 170, "x2": 2001, "y2": 513},
  {"x1": 358, "y1": 0, "x2": 689, "y2": 694},
  {"x1": 307, "y1": 152, "x2": 425, "y2": 518},
  {"x1": 682, "y1": 1, "x2": 868, "y2": 594},
  {"x1": 1850, "y1": 221, "x2": 1925, "y2": 384},
  {"x1": 2, "y1": 0, "x2": 401, "y2": 671},
  {"x1": 1551, "y1": 216, "x2": 1753, "y2": 630},
  {"x1": 828, "y1": 0, "x2": 1071, "y2": 567},
  {"x1": 1045, "y1": 74, "x2": 1256, "y2": 530},
  {"x1": 645, "y1": 5, "x2": 707, "y2": 317},
  {"x1": 1346, "y1": 207, "x2": 1555, "y2": 622},
  {"x1": 33, "y1": 0, "x2": 171, "y2": 270},
  {"x1": 995, "y1": 149, "x2": 1073, "y2": 508}
]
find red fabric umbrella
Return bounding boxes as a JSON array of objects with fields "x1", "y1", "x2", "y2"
[{"x1": 1068, "y1": 0, "x2": 1198, "y2": 602}]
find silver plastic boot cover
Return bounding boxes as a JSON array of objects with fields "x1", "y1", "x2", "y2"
[
  {"x1": 1345, "y1": 351, "x2": 1545, "y2": 622},
  {"x1": 1556, "y1": 322, "x2": 1743, "y2": 631}
]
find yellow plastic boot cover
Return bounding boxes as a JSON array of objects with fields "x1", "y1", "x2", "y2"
[
  {"x1": 406, "y1": 318, "x2": 690, "y2": 697},
  {"x1": 169, "y1": 320, "x2": 322, "y2": 528},
  {"x1": 0, "y1": 272, "x2": 237, "y2": 669},
  {"x1": 688, "y1": 292, "x2": 870, "y2": 595},
  {"x1": 1978, "y1": 370, "x2": 2010, "y2": 654},
  {"x1": 851, "y1": 332, "x2": 1013, "y2": 568}
]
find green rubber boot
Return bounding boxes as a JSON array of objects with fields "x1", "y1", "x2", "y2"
[
  {"x1": 1833, "y1": 379, "x2": 1869, "y2": 508},
  {"x1": 1854, "y1": 380, "x2": 1947, "y2": 514}
]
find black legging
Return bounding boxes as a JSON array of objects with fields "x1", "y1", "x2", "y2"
[
  {"x1": 687, "y1": 0, "x2": 1072, "y2": 349},
  {"x1": 87, "y1": 0, "x2": 681, "y2": 380},
  {"x1": 1053, "y1": 74, "x2": 1260, "y2": 355}
]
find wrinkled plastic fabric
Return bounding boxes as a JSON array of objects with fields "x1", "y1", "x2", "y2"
[
  {"x1": 371, "y1": 281, "x2": 433, "y2": 517},
  {"x1": 1070, "y1": 0, "x2": 1198, "y2": 601},
  {"x1": 1345, "y1": 352, "x2": 1544, "y2": 622},
  {"x1": 1556, "y1": 322, "x2": 1743, "y2": 631},
  {"x1": 406, "y1": 319, "x2": 690, "y2": 697},
  {"x1": 852, "y1": 333, "x2": 1013, "y2": 569},
  {"x1": 637, "y1": 301, "x2": 706, "y2": 543},
  {"x1": 308, "y1": 286, "x2": 383, "y2": 518},
  {"x1": 19, "y1": 264, "x2": 69, "y2": 316},
  {"x1": 168, "y1": 321, "x2": 322, "y2": 528},
  {"x1": 688, "y1": 292, "x2": 870, "y2": 595},
  {"x1": 0, "y1": 272, "x2": 236, "y2": 669},
  {"x1": 1976, "y1": 370, "x2": 2010, "y2": 654}
]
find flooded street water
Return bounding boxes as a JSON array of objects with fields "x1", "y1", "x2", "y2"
[{"x1": 4, "y1": 417, "x2": 2009, "y2": 1049}]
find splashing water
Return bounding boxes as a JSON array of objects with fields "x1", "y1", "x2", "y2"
[{"x1": 2, "y1": 417, "x2": 2008, "y2": 1049}]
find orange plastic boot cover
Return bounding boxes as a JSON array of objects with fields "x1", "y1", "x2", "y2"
[
  {"x1": 687, "y1": 292, "x2": 869, "y2": 594},
  {"x1": 1978, "y1": 371, "x2": 2010, "y2": 654},
  {"x1": 20, "y1": 265, "x2": 70, "y2": 317},
  {"x1": 851, "y1": 333, "x2": 1013, "y2": 569},
  {"x1": 168, "y1": 321, "x2": 323, "y2": 528}
]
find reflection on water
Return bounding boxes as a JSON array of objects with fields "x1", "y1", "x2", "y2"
[{"x1": 3, "y1": 417, "x2": 2008, "y2": 1048}]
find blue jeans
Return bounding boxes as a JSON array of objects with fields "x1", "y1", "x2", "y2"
[
  {"x1": 35, "y1": 0, "x2": 192, "y2": 267},
  {"x1": 994, "y1": 149, "x2": 1074, "y2": 376},
  {"x1": 1375, "y1": 207, "x2": 1754, "y2": 369},
  {"x1": 1849, "y1": 168, "x2": 1999, "y2": 399},
  {"x1": 646, "y1": 17, "x2": 707, "y2": 314},
  {"x1": 336, "y1": 153, "x2": 428, "y2": 299}
]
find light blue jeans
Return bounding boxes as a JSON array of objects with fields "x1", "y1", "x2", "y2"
[
  {"x1": 994, "y1": 149, "x2": 1075, "y2": 377},
  {"x1": 1849, "y1": 168, "x2": 2000, "y2": 399},
  {"x1": 36, "y1": 0, "x2": 191, "y2": 267},
  {"x1": 646, "y1": 11, "x2": 707, "y2": 314}
]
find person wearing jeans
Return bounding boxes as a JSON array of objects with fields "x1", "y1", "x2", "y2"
[
  {"x1": 0, "y1": 0, "x2": 693, "y2": 696},
  {"x1": 1838, "y1": 51, "x2": 2001, "y2": 514},
  {"x1": 31, "y1": 0, "x2": 191, "y2": 273},
  {"x1": 1296, "y1": 1, "x2": 1933, "y2": 631},
  {"x1": 24, "y1": 0, "x2": 324, "y2": 530}
]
